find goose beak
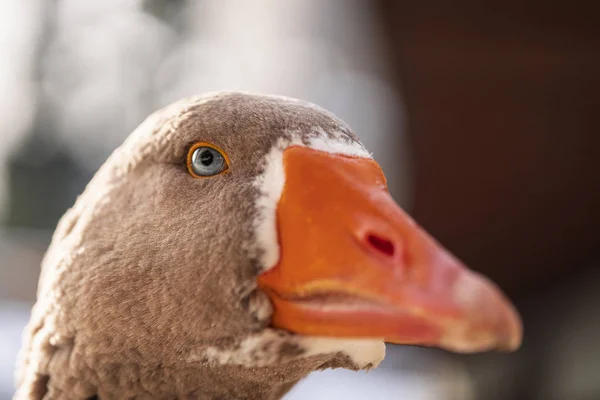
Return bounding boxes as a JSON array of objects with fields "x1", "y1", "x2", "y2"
[{"x1": 257, "y1": 146, "x2": 522, "y2": 353}]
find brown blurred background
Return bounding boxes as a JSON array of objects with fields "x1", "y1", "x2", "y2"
[{"x1": 1, "y1": 1, "x2": 598, "y2": 399}]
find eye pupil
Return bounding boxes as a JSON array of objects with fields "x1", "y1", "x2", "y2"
[{"x1": 199, "y1": 150, "x2": 213, "y2": 166}]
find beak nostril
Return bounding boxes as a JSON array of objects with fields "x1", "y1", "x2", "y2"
[{"x1": 366, "y1": 234, "x2": 395, "y2": 258}]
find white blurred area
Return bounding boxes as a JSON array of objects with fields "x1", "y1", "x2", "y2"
[
  {"x1": 0, "y1": 0, "x2": 44, "y2": 219},
  {"x1": 0, "y1": 1, "x2": 469, "y2": 399},
  {"x1": 39, "y1": 0, "x2": 411, "y2": 203}
]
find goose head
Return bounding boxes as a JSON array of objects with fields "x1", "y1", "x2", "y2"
[{"x1": 16, "y1": 92, "x2": 521, "y2": 400}]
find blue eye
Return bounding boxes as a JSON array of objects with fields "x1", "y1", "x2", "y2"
[{"x1": 188, "y1": 144, "x2": 229, "y2": 177}]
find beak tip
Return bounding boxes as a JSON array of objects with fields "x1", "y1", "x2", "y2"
[
  {"x1": 487, "y1": 282, "x2": 523, "y2": 353},
  {"x1": 444, "y1": 270, "x2": 524, "y2": 354},
  {"x1": 499, "y1": 305, "x2": 524, "y2": 352}
]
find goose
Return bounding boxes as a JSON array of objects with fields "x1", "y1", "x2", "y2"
[{"x1": 14, "y1": 92, "x2": 522, "y2": 400}]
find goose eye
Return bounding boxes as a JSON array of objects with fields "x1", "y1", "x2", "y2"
[{"x1": 187, "y1": 144, "x2": 229, "y2": 177}]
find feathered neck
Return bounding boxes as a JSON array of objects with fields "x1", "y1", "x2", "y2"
[{"x1": 15, "y1": 336, "x2": 352, "y2": 400}]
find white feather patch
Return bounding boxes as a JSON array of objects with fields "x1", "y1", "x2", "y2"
[
  {"x1": 196, "y1": 329, "x2": 385, "y2": 369},
  {"x1": 298, "y1": 336, "x2": 385, "y2": 369}
]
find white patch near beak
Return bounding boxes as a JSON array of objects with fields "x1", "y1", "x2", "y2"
[{"x1": 197, "y1": 329, "x2": 385, "y2": 370}]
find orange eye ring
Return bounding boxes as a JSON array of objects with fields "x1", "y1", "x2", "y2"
[{"x1": 186, "y1": 142, "x2": 231, "y2": 178}]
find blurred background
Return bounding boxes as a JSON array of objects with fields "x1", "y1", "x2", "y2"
[{"x1": 1, "y1": 1, "x2": 599, "y2": 399}]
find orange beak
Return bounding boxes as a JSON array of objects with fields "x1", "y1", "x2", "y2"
[{"x1": 257, "y1": 146, "x2": 522, "y2": 353}]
